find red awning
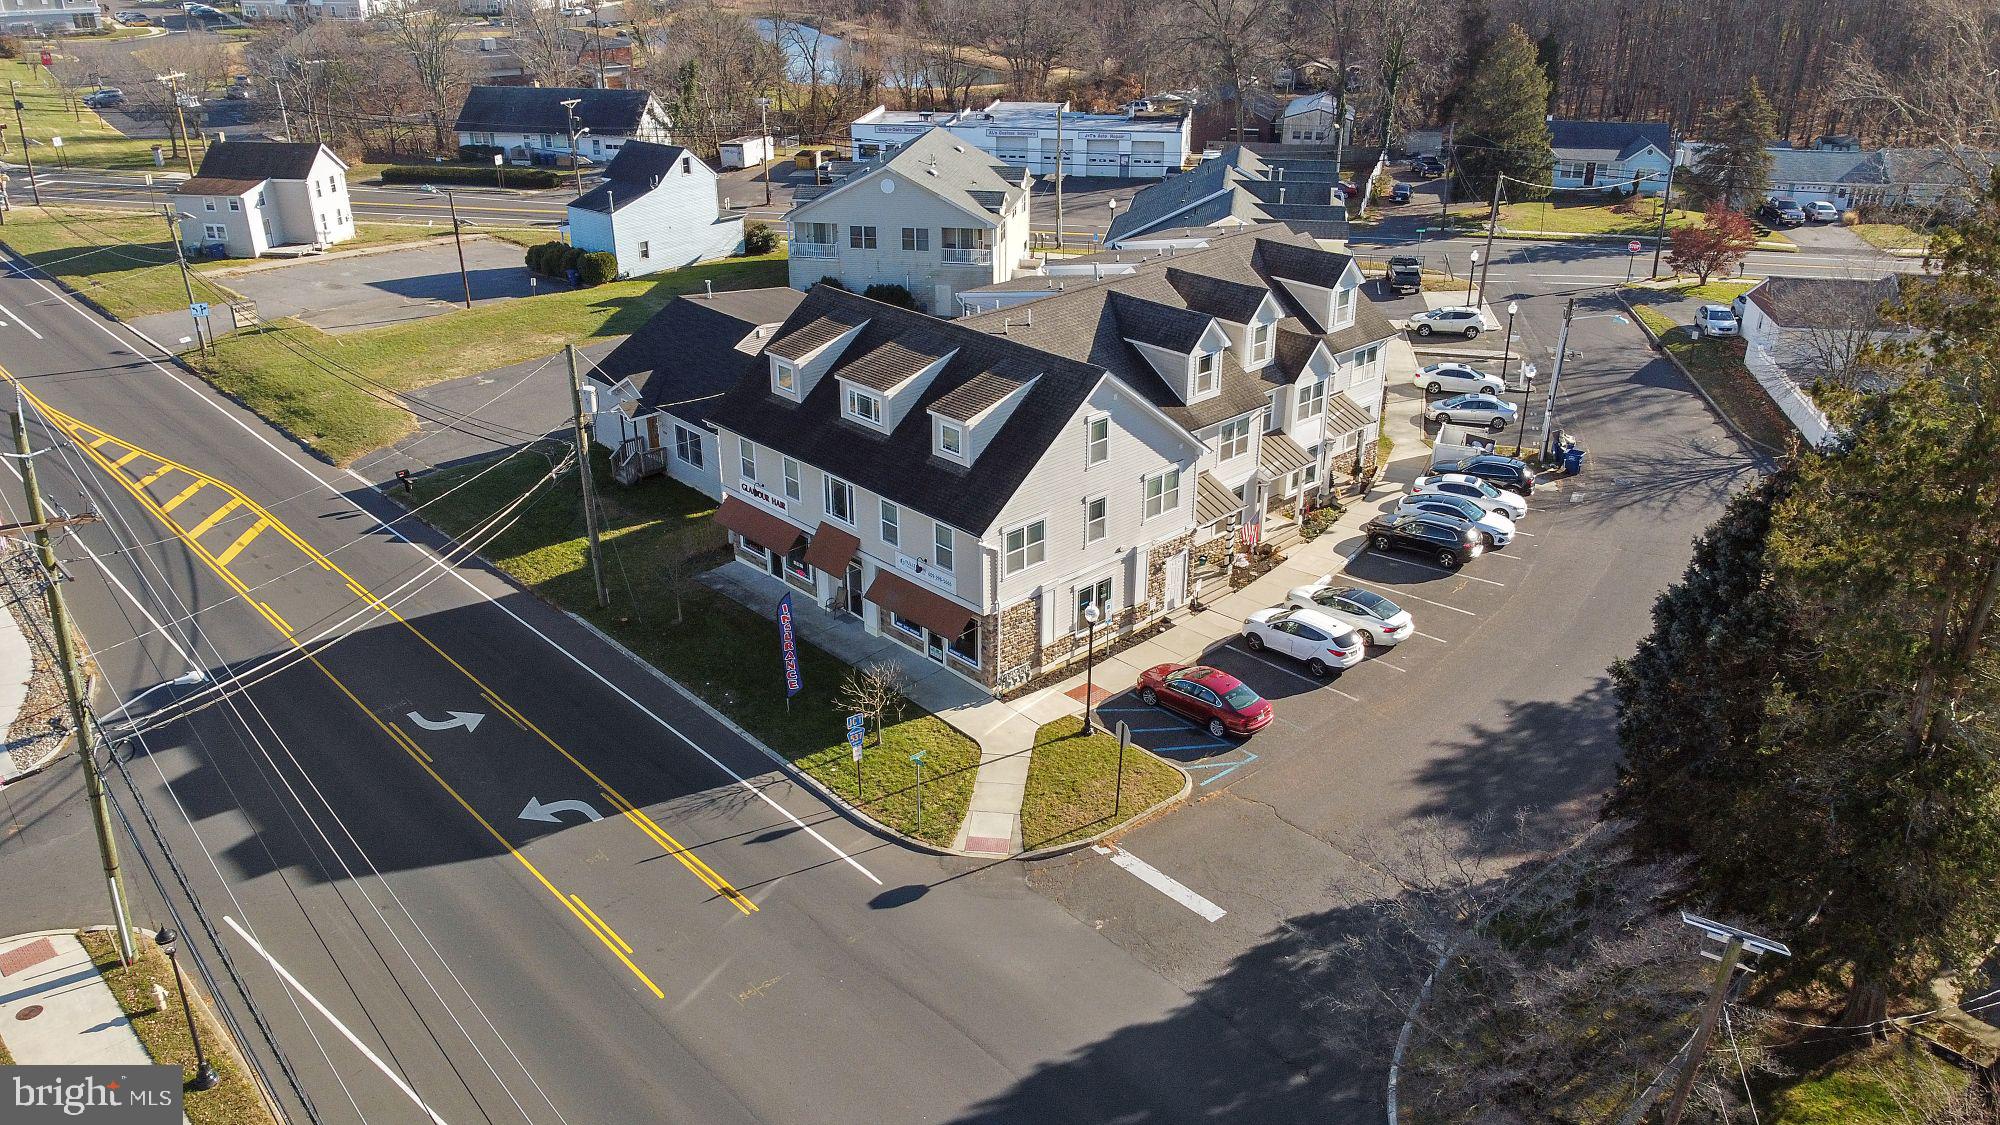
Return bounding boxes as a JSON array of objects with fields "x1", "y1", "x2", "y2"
[
  {"x1": 865, "y1": 569, "x2": 977, "y2": 639},
  {"x1": 800, "y1": 522, "x2": 861, "y2": 575},
  {"x1": 715, "y1": 496, "x2": 805, "y2": 555}
]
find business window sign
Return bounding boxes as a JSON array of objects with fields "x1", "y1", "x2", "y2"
[
  {"x1": 894, "y1": 551, "x2": 955, "y2": 594},
  {"x1": 777, "y1": 593, "x2": 803, "y2": 698},
  {"x1": 738, "y1": 479, "x2": 788, "y2": 513},
  {"x1": 8, "y1": 1066, "x2": 183, "y2": 1123}
]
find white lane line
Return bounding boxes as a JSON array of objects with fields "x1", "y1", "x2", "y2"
[
  {"x1": 1, "y1": 251, "x2": 880, "y2": 887},
  {"x1": 1340, "y1": 575, "x2": 1479, "y2": 616},
  {"x1": 1372, "y1": 554, "x2": 1508, "y2": 586},
  {"x1": 0, "y1": 299, "x2": 42, "y2": 339},
  {"x1": 1413, "y1": 630, "x2": 1451, "y2": 643},
  {"x1": 1366, "y1": 657, "x2": 1408, "y2": 673},
  {"x1": 224, "y1": 916, "x2": 453, "y2": 1125},
  {"x1": 1091, "y1": 846, "x2": 1227, "y2": 922}
]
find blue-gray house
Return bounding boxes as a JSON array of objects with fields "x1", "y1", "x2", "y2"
[
  {"x1": 567, "y1": 142, "x2": 744, "y2": 276},
  {"x1": 1549, "y1": 119, "x2": 1674, "y2": 195}
]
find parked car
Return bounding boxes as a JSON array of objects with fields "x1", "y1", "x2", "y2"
[
  {"x1": 1425, "y1": 393, "x2": 1518, "y2": 432},
  {"x1": 1805, "y1": 200, "x2": 1841, "y2": 223},
  {"x1": 1413, "y1": 361, "x2": 1502, "y2": 396},
  {"x1": 1694, "y1": 303, "x2": 1739, "y2": 338},
  {"x1": 175, "y1": 93, "x2": 201, "y2": 110},
  {"x1": 1430, "y1": 452, "x2": 1538, "y2": 495},
  {"x1": 1136, "y1": 664, "x2": 1274, "y2": 738},
  {"x1": 1394, "y1": 493, "x2": 1515, "y2": 546},
  {"x1": 1410, "y1": 154, "x2": 1446, "y2": 177},
  {"x1": 1410, "y1": 472, "x2": 1530, "y2": 519},
  {"x1": 83, "y1": 89, "x2": 124, "y2": 108},
  {"x1": 1241, "y1": 607, "x2": 1366, "y2": 678},
  {"x1": 1386, "y1": 256, "x2": 1423, "y2": 294},
  {"x1": 1758, "y1": 198, "x2": 1807, "y2": 228},
  {"x1": 1361, "y1": 512, "x2": 1485, "y2": 569},
  {"x1": 1408, "y1": 306, "x2": 1484, "y2": 339},
  {"x1": 1389, "y1": 181, "x2": 1413, "y2": 204},
  {"x1": 1283, "y1": 584, "x2": 1414, "y2": 646}
]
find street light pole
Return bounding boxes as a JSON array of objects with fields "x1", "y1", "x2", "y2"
[
  {"x1": 1082, "y1": 602, "x2": 1101, "y2": 732},
  {"x1": 1464, "y1": 249, "x2": 1479, "y2": 306},
  {"x1": 560, "y1": 99, "x2": 585, "y2": 197},
  {"x1": 443, "y1": 189, "x2": 471, "y2": 309},
  {"x1": 756, "y1": 96, "x2": 772, "y2": 207},
  {"x1": 153, "y1": 930, "x2": 221, "y2": 1092},
  {"x1": 1498, "y1": 299, "x2": 1518, "y2": 452},
  {"x1": 10, "y1": 82, "x2": 42, "y2": 204}
]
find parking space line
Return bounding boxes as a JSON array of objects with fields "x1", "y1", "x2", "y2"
[
  {"x1": 1092, "y1": 845, "x2": 1227, "y2": 922},
  {"x1": 1155, "y1": 740, "x2": 1233, "y2": 753},
  {"x1": 1366, "y1": 657, "x2": 1408, "y2": 672},
  {"x1": 1369, "y1": 554, "x2": 1508, "y2": 586},
  {"x1": 1184, "y1": 753, "x2": 1259, "y2": 786},
  {"x1": 1231, "y1": 645, "x2": 1358, "y2": 696},
  {"x1": 1341, "y1": 575, "x2": 1479, "y2": 616},
  {"x1": 1413, "y1": 630, "x2": 1450, "y2": 643}
]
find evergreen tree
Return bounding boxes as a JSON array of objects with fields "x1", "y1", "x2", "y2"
[
  {"x1": 1534, "y1": 33, "x2": 1563, "y2": 113},
  {"x1": 1688, "y1": 77, "x2": 1777, "y2": 211},
  {"x1": 1452, "y1": 25, "x2": 1554, "y2": 202}
]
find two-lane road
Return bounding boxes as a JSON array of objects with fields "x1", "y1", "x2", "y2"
[{"x1": 0, "y1": 256, "x2": 1326, "y2": 1122}]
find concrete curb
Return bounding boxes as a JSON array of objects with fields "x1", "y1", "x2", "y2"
[
  {"x1": 1014, "y1": 757, "x2": 1194, "y2": 861},
  {"x1": 1617, "y1": 293, "x2": 1782, "y2": 468}
]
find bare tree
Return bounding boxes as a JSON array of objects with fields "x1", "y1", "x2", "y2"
[
  {"x1": 1835, "y1": 0, "x2": 2000, "y2": 198},
  {"x1": 1173, "y1": 0, "x2": 1282, "y2": 138},
  {"x1": 512, "y1": 5, "x2": 589, "y2": 89},
  {"x1": 1773, "y1": 277, "x2": 1907, "y2": 393},
  {"x1": 915, "y1": 0, "x2": 986, "y2": 111},
  {"x1": 376, "y1": 0, "x2": 469, "y2": 152},
  {"x1": 834, "y1": 661, "x2": 910, "y2": 747},
  {"x1": 989, "y1": 0, "x2": 1071, "y2": 99}
]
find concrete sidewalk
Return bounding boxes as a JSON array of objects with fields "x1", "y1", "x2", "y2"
[{"x1": 0, "y1": 930, "x2": 152, "y2": 1066}]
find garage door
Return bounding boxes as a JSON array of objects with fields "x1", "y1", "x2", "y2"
[
  {"x1": 994, "y1": 138, "x2": 1032, "y2": 166},
  {"x1": 1040, "y1": 137, "x2": 1062, "y2": 175},
  {"x1": 1085, "y1": 137, "x2": 1121, "y2": 174},
  {"x1": 1131, "y1": 139, "x2": 1166, "y2": 175}
]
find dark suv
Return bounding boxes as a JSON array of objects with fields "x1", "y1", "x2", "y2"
[
  {"x1": 1757, "y1": 199, "x2": 1807, "y2": 228},
  {"x1": 1431, "y1": 453, "x2": 1538, "y2": 495},
  {"x1": 1386, "y1": 256, "x2": 1423, "y2": 294},
  {"x1": 1362, "y1": 513, "x2": 1485, "y2": 569}
]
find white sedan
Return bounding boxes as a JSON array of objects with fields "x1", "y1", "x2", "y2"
[
  {"x1": 1410, "y1": 473, "x2": 1529, "y2": 519},
  {"x1": 1694, "y1": 304, "x2": 1738, "y2": 338},
  {"x1": 1395, "y1": 492, "x2": 1516, "y2": 546},
  {"x1": 1424, "y1": 393, "x2": 1518, "y2": 431},
  {"x1": 1283, "y1": 584, "x2": 1414, "y2": 646},
  {"x1": 1241, "y1": 607, "x2": 1367, "y2": 677},
  {"x1": 1412, "y1": 362, "x2": 1503, "y2": 396}
]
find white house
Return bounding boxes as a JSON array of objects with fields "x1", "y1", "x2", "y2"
[
  {"x1": 785, "y1": 128, "x2": 1031, "y2": 314},
  {"x1": 1279, "y1": 92, "x2": 1342, "y2": 146},
  {"x1": 1731, "y1": 274, "x2": 1910, "y2": 447},
  {"x1": 700, "y1": 225, "x2": 1396, "y2": 692},
  {"x1": 239, "y1": 0, "x2": 379, "y2": 18},
  {"x1": 588, "y1": 287, "x2": 805, "y2": 493},
  {"x1": 1549, "y1": 119, "x2": 1674, "y2": 195},
  {"x1": 452, "y1": 86, "x2": 671, "y2": 166},
  {"x1": 850, "y1": 100, "x2": 1191, "y2": 180},
  {"x1": 1, "y1": 0, "x2": 98, "y2": 31},
  {"x1": 567, "y1": 142, "x2": 743, "y2": 275},
  {"x1": 1755, "y1": 143, "x2": 1995, "y2": 212},
  {"x1": 174, "y1": 141, "x2": 354, "y2": 258}
]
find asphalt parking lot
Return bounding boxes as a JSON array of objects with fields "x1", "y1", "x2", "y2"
[
  {"x1": 208, "y1": 236, "x2": 536, "y2": 333},
  {"x1": 1025, "y1": 285, "x2": 1760, "y2": 1119}
]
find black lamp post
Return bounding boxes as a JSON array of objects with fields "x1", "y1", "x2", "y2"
[
  {"x1": 1082, "y1": 602, "x2": 1101, "y2": 733},
  {"x1": 154, "y1": 929, "x2": 220, "y2": 1092}
]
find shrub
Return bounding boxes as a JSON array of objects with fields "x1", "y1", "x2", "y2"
[
  {"x1": 578, "y1": 251, "x2": 618, "y2": 286},
  {"x1": 1299, "y1": 503, "x2": 1344, "y2": 540},
  {"x1": 381, "y1": 164, "x2": 560, "y2": 189},
  {"x1": 458, "y1": 143, "x2": 504, "y2": 163},
  {"x1": 0, "y1": 35, "x2": 20, "y2": 60},
  {"x1": 818, "y1": 276, "x2": 848, "y2": 291},
  {"x1": 525, "y1": 240, "x2": 561, "y2": 274},
  {"x1": 862, "y1": 282, "x2": 917, "y2": 309},
  {"x1": 743, "y1": 221, "x2": 778, "y2": 255}
]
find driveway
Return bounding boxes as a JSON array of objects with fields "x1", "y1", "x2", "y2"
[{"x1": 207, "y1": 236, "x2": 538, "y2": 334}]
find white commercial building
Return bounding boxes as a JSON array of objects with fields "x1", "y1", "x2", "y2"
[{"x1": 850, "y1": 100, "x2": 1190, "y2": 180}]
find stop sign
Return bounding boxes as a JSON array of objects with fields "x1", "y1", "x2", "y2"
[{"x1": 1628, "y1": 239, "x2": 1643, "y2": 254}]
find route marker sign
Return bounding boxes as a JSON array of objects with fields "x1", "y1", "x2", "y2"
[{"x1": 189, "y1": 301, "x2": 210, "y2": 319}]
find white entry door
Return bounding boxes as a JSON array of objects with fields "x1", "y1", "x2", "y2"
[{"x1": 1164, "y1": 550, "x2": 1188, "y2": 611}]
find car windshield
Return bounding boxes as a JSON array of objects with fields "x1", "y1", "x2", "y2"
[
  {"x1": 1220, "y1": 684, "x2": 1261, "y2": 710},
  {"x1": 1457, "y1": 477, "x2": 1499, "y2": 496}
]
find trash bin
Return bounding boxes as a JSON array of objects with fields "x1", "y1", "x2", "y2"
[{"x1": 1563, "y1": 445, "x2": 1586, "y2": 476}]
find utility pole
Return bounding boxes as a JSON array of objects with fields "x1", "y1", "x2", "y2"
[
  {"x1": 1536, "y1": 298, "x2": 1573, "y2": 460},
  {"x1": 157, "y1": 73, "x2": 196, "y2": 177},
  {"x1": 1659, "y1": 914, "x2": 1788, "y2": 1125},
  {"x1": 561, "y1": 99, "x2": 586, "y2": 197},
  {"x1": 1476, "y1": 173, "x2": 1502, "y2": 305},
  {"x1": 162, "y1": 206, "x2": 208, "y2": 356},
  {"x1": 10, "y1": 82, "x2": 41, "y2": 205},
  {"x1": 443, "y1": 190, "x2": 471, "y2": 309},
  {"x1": 271, "y1": 76, "x2": 291, "y2": 138},
  {"x1": 1650, "y1": 135, "x2": 1678, "y2": 280},
  {"x1": 12, "y1": 406, "x2": 137, "y2": 967},
  {"x1": 1052, "y1": 101, "x2": 1064, "y2": 249},
  {"x1": 756, "y1": 97, "x2": 772, "y2": 207},
  {"x1": 565, "y1": 345, "x2": 610, "y2": 609}
]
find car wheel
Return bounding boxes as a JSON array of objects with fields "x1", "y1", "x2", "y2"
[
  {"x1": 1372, "y1": 534, "x2": 1391, "y2": 551},
  {"x1": 1427, "y1": 381, "x2": 1442, "y2": 393},
  {"x1": 1244, "y1": 633, "x2": 1264, "y2": 652},
  {"x1": 1307, "y1": 658, "x2": 1329, "y2": 678},
  {"x1": 1489, "y1": 418, "x2": 1507, "y2": 432},
  {"x1": 1464, "y1": 325, "x2": 1481, "y2": 339},
  {"x1": 1207, "y1": 718, "x2": 1228, "y2": 739},
  {"x1": 1436, "y1": 414, "x2": 1451, "y2": 427},
  {"x1": 1437, "y1": 549, "x2": 1462, "y2": 569},
  {"x1": 1416, "y1": 324, "x2": 1433, "y2": 337},
  {"x1": 1140, "y1": 687, "x2": 1159, "y2": 706}
]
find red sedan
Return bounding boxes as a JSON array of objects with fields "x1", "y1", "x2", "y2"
[{"x1": 1136, "y1": 664, "x2": 1274, "y2": 739}]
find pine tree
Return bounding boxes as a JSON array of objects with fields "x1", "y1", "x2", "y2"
[
  {"x1": 1689, "y1": 78, "x2": 1777, "y2": 211},
  {"x1": 1452, "y1": 25, "x2": 1554, "y2": 202}
]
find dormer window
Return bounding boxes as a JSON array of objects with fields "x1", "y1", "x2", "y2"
[
  {"x1": 1250, "y1": 323, "x2": 1273, "y2": 364},
  {"x1": 1334, "y1": 285, "x2": 1356, "y2": 327},
  {"x1": 844, "y1": 386, "x2": 883, "y2": 426},
  {"x1": 1193, "y1": 351, "x2": 1219, "y2": 396},
  {"x1": 937, "y1": 419, "x2": 965, "y2": 460},
  {"x1": 772, "y1": 359, "x2": 798, "y2": 396}
]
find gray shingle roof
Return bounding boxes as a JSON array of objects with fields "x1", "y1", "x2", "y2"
[
  {"x1": 1108, "y1": 145, "x2": 1349, "y2": 243},
  {"x1": 1109, "y1": 290, "x2": 1217, "y2": 353},
  {"x1": 1550, "y1": 119, "x2": 1672, "y2": 162},
  {"x1": 1766, "y1": 147, "x2": 1890, "y2": 186},
  {"x1": 187, "y1": 141, "x2": 330, "y2": 183},
  {"x1": 1165, "y1": 268, "x2": 1270, "y2": 323},
  {"x1": 570, "y1": 142, "x2": 695, "y2": 213},
  {"x1": 1746, "y1": 275, "x2": 1904, "y2": 330},
  {"x1": 795, "y1": 128, "x2": 1025, "y2": 227},
  {"x1": 595, "y1": 287, "x2": 806, "y2": 425},
  {"x1": 767, "y1": 312, "x2": 869, "y2": 360},
  {"x1": 453, "y1": 86, "x2": 659, "y2": 137},
  {"x1": 839, "y1": 329, "x2": 959, "y2": 392},
  {"x1": 930, "y1": 368, "x2": 1029, "y2": 421}
]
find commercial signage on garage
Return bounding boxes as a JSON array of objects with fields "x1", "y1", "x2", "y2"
[{"x1": 1081, "y1": 132, "x2": 1127, "y2": 141}]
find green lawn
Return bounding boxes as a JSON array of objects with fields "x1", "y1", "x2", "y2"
[
  {"x1": 186, "y1": 251, "x2": 787, "y2": 463},
  {"x1": 1848, "y1": 222, "x2": 1931, "y2": 252},
  {"x1": 1639, "y1": 276, "x2": 1759, "y2": 302},
  {"x1": 1627, "y1": 301, "x2": 1796, "y2": 455},
  {"x1": 1019, "y1": 716, "x2": 1185, "y2": 850},
  {"x1": 0, "y1": 1029, "x2": 13, "y2": 1066},
  {"x1": 0, "y1": 58, "x2": 182, "y2": 170},
  {"x1": 79, "y1": 930, "x2": 277, "y2": 1125},
  {"x1": 1767, "y1": 1039, "x2": 1971, "y2": 1123},
  {"x1": 396, "y1": 451, "x2": 980, "y2": 846},
  {"x1": 1497, "y1": 198, "x2": 1703, "y2": 237}
]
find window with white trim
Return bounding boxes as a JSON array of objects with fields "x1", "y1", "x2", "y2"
[
  {"x1": 1334, "y1": 285, "x2": 1356, "y2": 326},
  {"x1": 824, "y1": 475, "x2": 854, "y2": 524},
  {"x1": 849, "y1": 224, "x2": 877, "y2": 249},
  {"x1": 1303, "y1": 442, "x2": 1323, "y2": 484},
  {"x1": 1003, "y1": 520, "x2": 1045, "y2": 574},
  {"x1": 202, "y1": 224, "x2": 226, "y2": 241},
  {"x1": 638, "y1": 240, "x2": 650, "y2": 259},
  {"x1": 1074, "y1": 577, "x2": 1113, "y2": 632},
  {"x1": 937, "y1": 420, "x2": 964, "y2": 459},
  {"x1": 1295, "y1": 377, "x2": 1327, "y2": 421},
  {"x1": 1084, "y1": 496, "x2": 1107, "y2": 544},
  {"x1": 1217, "y1": 417, "x2": 1252, "y2": 460},
  {"x1": 203, "y1": 199, "x2": 216, "y2": 211},
  {"x1": 772, "y1": 359, "x2": 797, "y2": 395},
  {"x1": 844, "y1": 386, "x2": 882, "y2": 425},
  {"x1": 1250, "y1": 322, "x2": 1272, "y2": 364},
  {"x1": 901, "y1": 226, "x2": 928, "y2": 251},
  {"x1": 933, "y1": 523, "x2": 954, "y2": 570},
  {"x1": 879, "y1": 499, "x2": 900, "y2": 547},
  {"x1": 1264, "y1": 390, "x2": 1281, "y2": 433},
  {"x1": 673, "y1": 424, "x2": 702, "y2": 466},
  {"x1": 1192, "y1": 351, "x2": 1219, "y2": 396},
  {"x1": 1084, "y1": 415, "x2": 1109, "y2": 465},
  {"x1": 739, "y1": 438, "x2": 757, "y2": 482},
  {"x1": 782, "y1": 456, "x2": 802, "y2": 501},
  {"x1": 1143, "y1": 468, "x2": 1180, "y2": 519},
  {"x1": 228, "y1": 198, "x2": 240, "y2": 211}
]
